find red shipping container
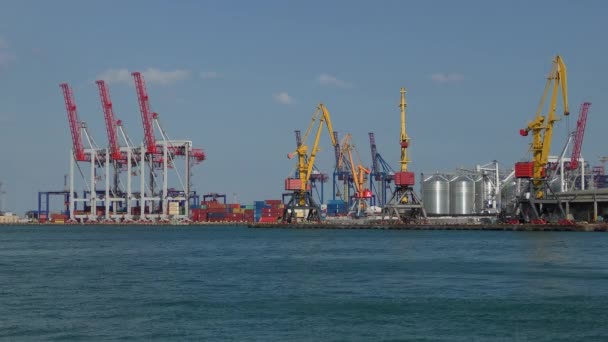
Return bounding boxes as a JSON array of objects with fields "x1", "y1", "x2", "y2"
[
  {"x1": 394, "y1": 171, "x2": 415, "y2": 186},
  {"x1": 265, "y1": 200, "x2": 281, "y2": 205},
  {"x1": 285, "y1": 178, "x2": 302, "y2": 190},
  {"x1": 284, "y1": 178, "x2": 312, "y2": 191},
  {"x1": 191, "y1": 209, "x2": 200, "y2": 222},
  {"x1": 231, "y1": 213, "x2": 245, "y2": 221},
  {"x1": 262, "y1": 208, "x2": 282, "y2": 214},
  {"x1": 515, "y1": 162, "x2": 534, "y2": 178}
]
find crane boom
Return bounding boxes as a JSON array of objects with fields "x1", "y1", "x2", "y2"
[
  {"x1": 132, "y1": 72, "x2": 157, "y2": 154},
  {"x1": 96, "y1": 80, "x2": 122, "y2": 161},
  {"x1": 569, "y1": 102, "x2": 591, "y2": 170},
  {"x1": 60, "y1": 83, "x2": 87, "y2": 161},
  {"x1": 520, "y1": 55, "x2": 569, "y2": 198},
  {"x1": 290, "y1": 103, "x2": 338, "y2": 192},
  {"x1": 333, "y1": 131, "x2": 341, "y2": 171}
]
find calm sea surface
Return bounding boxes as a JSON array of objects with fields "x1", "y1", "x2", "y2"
[{"x1": 1, "y1": 226, "x2": 607, "y2": 341}]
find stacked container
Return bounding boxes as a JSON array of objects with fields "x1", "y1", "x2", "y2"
[
  {"x1": 326, "y1": 199, "x2": 348, "y2": 216},
  {"x1": 257, "y1": 200, "x2": 284, "y2": 223},
  {"x1": 189, "y1": 200, "x2": 281, "y2": 223},
  {"x1": 190, "y1": 201, "x2": 253, "y2": 223}
]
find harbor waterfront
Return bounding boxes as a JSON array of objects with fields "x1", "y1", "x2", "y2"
[
  {"x1": 4, "y1": 220, "x2": 608, "y2": 232},
  {"x1": 1, "y1": 225, "x2": 607, "y2": 341}
]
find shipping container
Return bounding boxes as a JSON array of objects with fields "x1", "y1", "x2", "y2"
[
  {"x1": 394, "y1": 171, "x2": 415, "y2": 186},
  {"x1": 208, "y1": 212, "x2": 226, "y2": 219},
  {"x1": 259, "y1": 216, "x2": 279, "y2": 223}
]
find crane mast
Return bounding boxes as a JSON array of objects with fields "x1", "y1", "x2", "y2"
[{"x1": 399, "y1": 87, "x2": 410, "y2": 172}]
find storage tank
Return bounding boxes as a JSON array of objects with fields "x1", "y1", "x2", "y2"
[
  {"x1": 474, "y1": 175, "x2": 493, "y2": 213},
  {"x1": 500, "y1": 180, "x2": 518, "y2": 213},
  {"x1": 450, "y1": 175, "x2": 475, "y2": 215},
  {"x1": 422, "y1": 175, "x2": 450, "y2": 215}
]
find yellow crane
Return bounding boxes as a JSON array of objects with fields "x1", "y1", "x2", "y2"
[
  {"x1": 383, "y1": 87, "x2": 426, "y2": 222},
  {"x1": 337, "y1": 134, "x2": 372, "y2": 216},
  {"x1": 284, "y1": 103, "x2": 338, "y2": 222},
  {"x1": 519, "y1": 55, "x2": 569, "y2": 199}
]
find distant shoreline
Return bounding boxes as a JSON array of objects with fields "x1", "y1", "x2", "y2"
[{"x1": 2, "y1": 221, "x2": 608, "y2": 232}]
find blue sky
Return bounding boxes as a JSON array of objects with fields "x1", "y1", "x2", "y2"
[{"x1": 0, "y1": 0, "x2": 607, "y2": 213}]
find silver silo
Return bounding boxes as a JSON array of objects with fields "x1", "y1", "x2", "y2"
[
  {"x1": 474, "y1": 175, "x2": 493, "y2": 213},
  {"x1": 450, "y1": 175, "x2": 475, "y2": 215},
  {"x1": 500, "y1": 180, "x2": 518, "y2": 213},
  {"x1": 422, "y1": 174, "x2": 450, "y2": 215}
]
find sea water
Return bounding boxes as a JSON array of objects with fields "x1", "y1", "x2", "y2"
[{"x1": 1, "y1": 225, "x2": 607, "y2": 341}]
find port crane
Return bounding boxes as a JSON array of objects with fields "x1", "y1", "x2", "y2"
[
  {"x1": 283, "y1": 103, "x2": 338, "y2": 223},
  {"x1": 292, "y1": 130, "x2": 329, "y2": 204},
  {"x1": 568, "y1": 102, "x2": 590, "y2": 171},
  {"x1": 546, "y1": 102, "x2": 591, "y2": 194},
  {"x1": 335, "y1": 134, "x2": 356, "y2": 203},
  {"x1": 132, "y1": 72, "x2": 205, "y2": 221},
  {"x1": 338, "y1": 134, "x2": 372, "y2": 217},
  {"x1": 368, "y1": 132, "x2": 395, "y2": 206},
  {"x1": 96, "y1": 80, "x2": 128, "y2": 220},
  {"x1": 332, "y1": 131, "x2": 350, "y2": 202},
  {"x1": 61, "y1": 82, "x2": 106, "y2": 222},
  {"x1": 383, "y1": 88, "x2": 426, "y2": 222},
  {"x1": 516, "y1": 55, "x2": 569, "y2": 223},
  {"x1": 96, "y1": 79, "x2": 151, "y2": 221}
]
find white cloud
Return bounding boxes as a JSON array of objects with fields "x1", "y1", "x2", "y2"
[
  {"x1": 200, "y1": 71, "x2": 219, "y2": 79},
  {"x1": 317, "y1": 73, "x2": 352, "y2": 88},
  {"x1": 97, "y1": 68, "x2": 132, "y2": 84},
  {"x1": 430, "y1": 72, "x2": 464, "y2": 84},
  {"x1": 96, "y1": 67, "x2": 190, "y2": 85},
  {"x1": 143, "y1": 68, "x2": 190, "y2": 85},
  {"x1": 273, "y1": 92, "x2": 293, "y2": 105}
]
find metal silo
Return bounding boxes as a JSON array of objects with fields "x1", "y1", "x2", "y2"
[
  {"x1": 474, "y1": 175, "x2": 493, "y2": 213},
  {"x1": 422, "y1": 175, "x2": 450, "y2": 215},
  {"x1": 500, "y1": 180, "x2": 518, "y2": 213},
  {"x1": 450, "y1": 175, "x2": 475, "y2": 215}
]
